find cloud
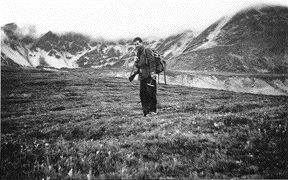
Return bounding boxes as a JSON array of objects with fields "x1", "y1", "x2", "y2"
[
  {"x1": 1, "y1": 23, "x2": 38, "y2": 41},
  {"x1": 1, "y1": 0, "x2": 287, "y2": 40}
]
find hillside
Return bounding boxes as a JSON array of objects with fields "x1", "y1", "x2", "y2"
[
  {"x1": 108, "y1": 69, "x2": 288, "y2": 96},
  {"x1": 169, "y1": 5, "x2": 288, "y2": 73},
  {"x1": 1, "y1": 68, "x2": 288, "y2": 179}
]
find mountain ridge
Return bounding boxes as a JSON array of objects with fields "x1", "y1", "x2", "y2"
[
  {"x1": 2, "y1": 5, "x2": 287, "y2": 74},
  {"x1": 170, "y1": 5, "x2": 288, "y2": 73},
  {"x1": 1, "y1": 5, "x2": 288, "y2": 96}
]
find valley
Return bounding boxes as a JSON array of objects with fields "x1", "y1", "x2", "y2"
[{"x1": 1, "y1": 5, "x2": 288, "y2": 179}]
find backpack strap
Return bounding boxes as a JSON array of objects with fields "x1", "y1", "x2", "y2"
[{"x1": 142, "y1": 48, "x2": 149, "y2": 65}]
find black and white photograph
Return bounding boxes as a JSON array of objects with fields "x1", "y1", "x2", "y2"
[{"x1": 1, "y1": 0, "x2": 288, "y2": 179}]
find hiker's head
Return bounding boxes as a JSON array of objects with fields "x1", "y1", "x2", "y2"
[{"x1": 133, "y1": 37, "x2": 143, "y2": 50}]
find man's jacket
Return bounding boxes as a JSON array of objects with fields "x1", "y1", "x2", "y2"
[{"x1": 134, "y1": 46, "x2": 156, "y2": 80}]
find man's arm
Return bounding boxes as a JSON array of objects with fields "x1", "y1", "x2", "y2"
[
  {"x1": 129, "y1": 68, "x2": 139, "y2": 82},
  {"x1": 134, "y1": 55, "x2": 139, "y2": 67},
  {"x1": 129, "y1": 57, "x2": 140, "y2": 82},
  {"x1": 133, "y1": 57, "x2": 140, "y2": 74}
]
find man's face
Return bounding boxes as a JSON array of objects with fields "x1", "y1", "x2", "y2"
[{"x1": 133, "y1": 40, "x2": 142, "y2": 50}]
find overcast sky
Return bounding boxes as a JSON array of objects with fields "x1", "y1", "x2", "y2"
[{"x1": 1, "y1": 0, "x2": 288, "y2": 40}]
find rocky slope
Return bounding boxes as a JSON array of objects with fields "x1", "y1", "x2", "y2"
[{"x1": 169, "y1": 5, "x2": 288, "y2": 74}]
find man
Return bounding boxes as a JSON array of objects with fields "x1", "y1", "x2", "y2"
[{"x1": 130, "y1": 37, "x2": 157, "y2": 117}]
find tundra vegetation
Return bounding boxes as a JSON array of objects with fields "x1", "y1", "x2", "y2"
[{"x1": 1, "y1": 68, "x2": 287, "y2": 179}]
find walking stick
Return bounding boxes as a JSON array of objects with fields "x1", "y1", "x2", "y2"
[{"x1": 163, "y1": 61, "x2": 167, "y2": 85}]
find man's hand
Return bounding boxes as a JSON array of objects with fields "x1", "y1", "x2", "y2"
[
  {"x1": 129, "y1": 69, "x2": 140, "y2": 82},
  {"x1": 150, "y1": 72, "x2": 157, "y2": 80},
  {"x1": 129, "y1": 75, "x2": 134, "y2": 82}
]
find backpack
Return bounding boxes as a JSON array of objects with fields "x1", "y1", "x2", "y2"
[{"x1": 151, "y1": 50, "x2": 166, "y2": 74}]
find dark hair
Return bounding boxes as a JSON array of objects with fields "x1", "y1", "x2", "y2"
[{"x1": 133, "y1": 37, "x2": 142, "y2": 43}]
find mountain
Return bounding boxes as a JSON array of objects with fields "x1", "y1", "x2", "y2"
[
  {"x1": 1, "y1": 52, "x2": 22, "y2": 69},
  {"x1": 1, "y1": 23, "x2": 33, "y2": 67},
  {"x1": 1, "y1": 5, "x2": 288, "y2": 96},
  {"x1": 1, "y1": 23, "x2": 194, "y2": 69},
  {"x1": 2, "y1": 5, "x2": 288, "y2": 73},
  {"x1": 76, "y1": 31, "x2": 194, "y2": 68},
  {"x1": 169, "y1": 5, "x2": 288, "y2": 74},
  {"x1": 154, "y1": 30, "x2": 194, "y2": 59},
  {"x1": 75, "y1": 39, "x2": 135, "y2": 68}
]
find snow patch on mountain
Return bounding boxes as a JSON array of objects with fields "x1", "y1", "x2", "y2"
[
  {"x1": 192, "y1": 16, "x2": 232, "y2": 51},
  {"x1": 1, "y1": 43, "x2": 31, "y2": 66},
  {"x1": 164, "y1": 74, "x2": 287, "y2": 96},
  {"x1": 164, "y1": 36, "x2": 192, "y2": 57},
  {"x1": 91, "y1": 58, "x2": 118, "y2": 69},
  {"x1": 29, "y1": 48, "x2": 82, "y2": 68},
  {"x1": 108, "y1": 70, "x2": 288, "y2": 96}
]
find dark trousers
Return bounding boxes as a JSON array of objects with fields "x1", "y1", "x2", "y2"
[{"x1": 140, "y1": 77, "x2": 157, "y2": 115}]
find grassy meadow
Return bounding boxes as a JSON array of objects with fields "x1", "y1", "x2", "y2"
[{"x1": 1, "y1": 68, "x2": 288, "y2": 179}]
